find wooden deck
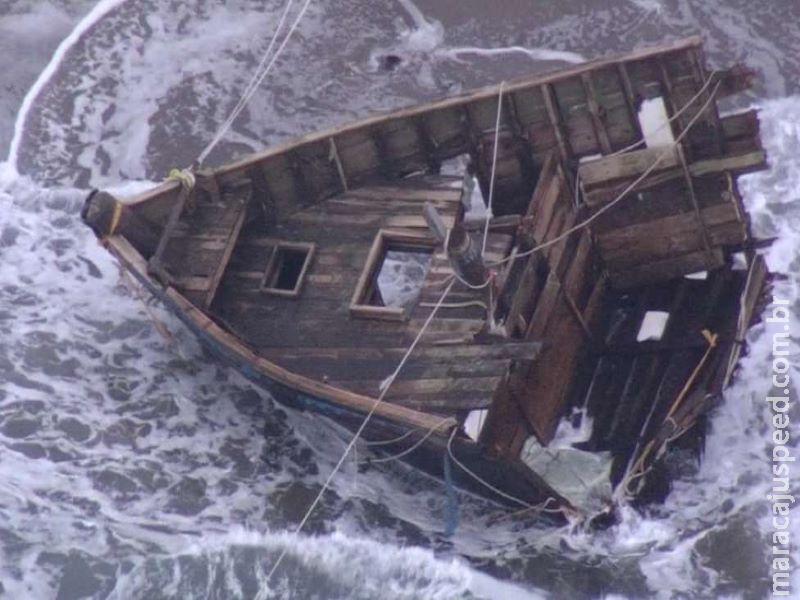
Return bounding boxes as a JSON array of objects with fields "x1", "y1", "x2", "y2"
[{"x1": 208, "y1": 174, "x2": 538, "y2": 416}]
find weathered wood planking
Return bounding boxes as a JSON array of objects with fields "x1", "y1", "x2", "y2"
[
  {"x1": 209, "y1": 175, "x2": 519, "y2": 414},
  {"x1": 148, "y1": 181, "x2": 251, "y2": 309},
  {"x1": 482, "y1": 154, "x2": 603, "y2": 445}
]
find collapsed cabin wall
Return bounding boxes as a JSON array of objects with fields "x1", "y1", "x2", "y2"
[
  {"x1": 472, "y1": 44, "x2": 765, "y2": 451},
  {"x1": 480, "y1": 155, "x2": 607, "y2": 451}
]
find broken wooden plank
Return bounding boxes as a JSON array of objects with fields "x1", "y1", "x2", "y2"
[
  {"x1": 541, "y1": 84, "x2": 572, "y2": 166},
  {"x1": 608, "y1": 246, "x2": 725, "y2": 289},
  {"x1": 596, "y1": 202, "x2": 744, "y2": 260},
  {"x1": 579, "y1": 146, "x2": 680, "y2": 188},
  {"x1": 203, "y1": 199, "x2": 248, "y2": 309}
]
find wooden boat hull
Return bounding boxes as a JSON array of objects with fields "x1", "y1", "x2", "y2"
[
  {"x1": 104, "y1": 234, "x2": 569, "y2": 517},
  {"x1": 83, "y1": 36, "x2": 772, "y2": 525}
]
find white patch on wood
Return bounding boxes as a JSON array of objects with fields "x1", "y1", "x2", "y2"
[
  {"x1": 464, "y1": 409, "x2": 488, "y2": 441},
  {"x1": 732, "y1": 251, "x2": 748, "y2": 270},
  {"x1": 638, "y1": 97, "x2": 675, "y2": 147},
  {"x1": 637, "y1": 310, "x2": 670, "y2": 342},
  {"x1": 684, "y1": 270, "x2": 708, "y2": 280}
]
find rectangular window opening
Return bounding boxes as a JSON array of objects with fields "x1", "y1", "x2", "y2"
[
  {"x1": 350, "y1": 230, "x2": 435, "y2": 321},
  {"x1": 261, "y1": 242, "x2": 315, "y2": 298}
]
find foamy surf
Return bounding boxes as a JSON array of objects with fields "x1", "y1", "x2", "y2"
[{"x1": 106, "y1": 530, "x2": 545, "y2": 599}]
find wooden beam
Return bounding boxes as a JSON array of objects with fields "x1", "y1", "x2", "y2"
[
  {"x1": 597, "y1": 203, "x2": 744, "y2": 265},
  {"x1": 581, "y1": 72, "x2": 613, "y2": 154},
  {"x1": 677, "y1": 145, "x2": 713, "y2": 257},
  {"x1": 423, "y1": 201, "x2": 448, "y2": 243},
  {"x1": 578, "y1": 145, "x2": 680, "y2": 188},
  {"x1": 147, "y1": 185, "x2": 191, "y2": 285},
  {"x1": 328, "y1": 137, "x2": 349, "y2": 191},
  {"x1": 582, "y1": 149, "x2": 768, "y2": 208},
  {"x1": 564, "y1": 290, "x2": 593, "y2": 340},
  {"x1": 607, "y1": 247, "x2": 725, "y2": 289},
  {"x1": 202, "y1": 199, "x2": 248, "y2": 309},
  {"x1": 688, "y1": 150, "x2": 767, "y2": 177},
  {"x1": 657, "y1": 59, "x2": 681, "y2": 146},
  {"x1": 689, "y1": 47, "x2": 725, "y2": 156},
  {"x1": 504, "y1": 92, "x2": 526, "y2": 138},
  {"x1": 541, "y1": 83, "x2": 571, "y2": 166},
  {"x1": 616, "y1": 62, "x2": 645, "y2": 142}
]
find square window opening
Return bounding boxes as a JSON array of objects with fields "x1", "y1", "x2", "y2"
[
  {"x1": 351, "y1": 231, "x2": 435, "y2": 321},
  {"x1": 261, "y1": 242, "x2": 315, "y2": 297}
]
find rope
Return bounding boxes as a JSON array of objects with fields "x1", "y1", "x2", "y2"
[
  {"x1": 361, "y1": 416, "x2": 453, "y2": 465},
  {"x1": 197, "y1": 0, "x2": 312, "y2": 166},
  {"x1": 443, "y1": 451, "x2": 460, "y2": 536},
  {"x1": 617, "y1": 328, "x2": 719, "y2": 500},
  {"x1": 419, "y1": 299, "x2": 488, "y2": 310},
  {"x1": 264, "y1": 278, "x2": 457, "y2": 583},
  {"x1": 481, "y1": 81, "x2": 506, "y2": 255},
  {"x1": 606, "y1": 69, "x2": 721, "y2": 158},
  {"x1": 488, "y1": 79, "x2": 724, "y2": 271},
  {"x1": 446, "y1": 429, "x2": 559, "y2": 512},
  {"x1": 166, "y1": 167, "x2": 196, "y2": 190},
  {"x1": 434, "y1": 75, "x2": 723, "y2": 298},
  {"x1": 487, "y1": 496, "x2": 565, "y2": 525},
  {"x1": 361, "y1": 427, "x2": 420, "y2": 447}
]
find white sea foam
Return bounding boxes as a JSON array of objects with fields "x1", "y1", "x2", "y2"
[
  {"x1": 444, "y1": 46, "x2": 585, "y2": 65},
  {"x1": 107, "y1": 529, "x2": 546, "y2": 599},
  {"x1": 7, "y1": 0, "x2": 131, "y2": 170}
]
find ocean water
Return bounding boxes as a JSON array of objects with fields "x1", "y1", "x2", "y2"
[{"x1": 1, "y1": 1, "x2": 799, "y2": 598}]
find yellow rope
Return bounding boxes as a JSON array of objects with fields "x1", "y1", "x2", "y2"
[
  {"x1": 665, "y1": 329, "x2": 718, "y2": 422},
  {"x1": 166, "y1": 167, "x2": 196, "y2": 190},
  {"x1": 619, "y1": 329, "x2": 719, "y2": 498}
]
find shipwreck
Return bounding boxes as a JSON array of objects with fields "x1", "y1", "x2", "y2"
[{"x1": 82, "y1": 37, "x2": 771, "y2": 524}]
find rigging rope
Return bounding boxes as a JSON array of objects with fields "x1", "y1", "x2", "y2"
[
  {"x1": 360, "y1": 416, "x2": 454, "y2": 465},
  {"x1": 445, "y1": 429, "x2": 566, "y2": 515},
  {"x1": 264, "y1": 278, "x2": 457, "y2": 584},
  {"x1": 617, "y1": 329, "x2": 719, "y2": 500},
  {"x1": 481, "y1": 81, "x2": 506, "y2": 255},
  {"x1": 197, "y1": 0, "x2": 312, "y2": 166},
  {"x1": 488, "y1": 78, "x2": 724, "y2": 273}
]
